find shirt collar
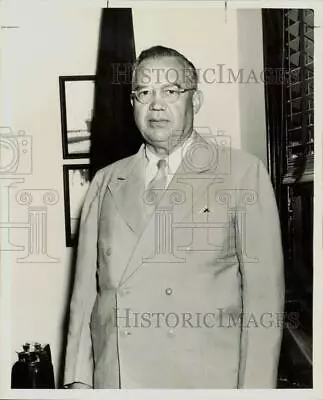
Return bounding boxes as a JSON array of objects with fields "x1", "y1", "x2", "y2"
[{"x1": 144, "y1": 130, "x2": 196, "y2": 174}]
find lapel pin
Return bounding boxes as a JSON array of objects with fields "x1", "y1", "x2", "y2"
[{"x1": 202, "y1": 207, "x2": 210, "y2": 213}]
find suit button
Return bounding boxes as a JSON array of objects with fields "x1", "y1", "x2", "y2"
[
  {"x1": 119, "y1": 286, "x2": 131, "y2": 296},
  {"x1": 167, "y1": 329, "x2": 175, "y2": 338},
  {"x1": 165, "y1": 287, "x2": 173, "y2": 296},
  {"x1": 106, "y1": 247, "x2": 112, "y2": 256}
]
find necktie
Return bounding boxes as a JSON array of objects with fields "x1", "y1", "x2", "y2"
[
  {"x1": 143, "y1": 159, "x2": 167, "y2": 215},
  {"x1": 147, "y1": 159, "x2": 167, "y2": 192}
]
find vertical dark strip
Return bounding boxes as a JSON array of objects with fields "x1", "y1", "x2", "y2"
[
  {"x1": 262, "y1": 9, "x2": 290, "y2": 388},
  {"x1": 262, "y1": 9, "x2": 289, "y2": 264},
  {"x1": 262, "y1": 8, "x2": 313, "y2": 388},
  {"x1": 262, "y1": 9, "x2": 284, "y2": 195},
  {"x1": 90, "y1": 9, "x2": 142, "y2": 178}
]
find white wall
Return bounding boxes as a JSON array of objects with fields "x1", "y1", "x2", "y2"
[
  {"x1": 1, "y1": 7, "x2": 102, "y2": 390},
  {"x1": 236, "y1": 9, "x2": 267, "y2": 167},
  {"x1": 0, "y1": 6, "x2": 266, "y2": 391}
]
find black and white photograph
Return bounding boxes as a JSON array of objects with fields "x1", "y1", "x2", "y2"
[
  {"x1": 59, "y1": 76, "x2": 95, "y2": 158},
  {"x1": 63, "y1": 165, "x2": 90, "y2": 247},
  {"x1": 0, "y1": 2, "x2": 322, "y2": 399}
]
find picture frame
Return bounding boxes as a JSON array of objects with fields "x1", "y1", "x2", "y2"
[
  {"x1": 59, "y1": 75, "x2": 95, "y2": 159},
  {"x1": 63, "y1": 164, "x2": 90, "y2": 247}
]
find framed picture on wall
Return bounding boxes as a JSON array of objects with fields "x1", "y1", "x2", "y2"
[
  {"x1": 59, "y1": 75, "x2": 95, "y2": 159},
  {"x1": 63, "y1": 164, "x2": 90, "y2": 247}
]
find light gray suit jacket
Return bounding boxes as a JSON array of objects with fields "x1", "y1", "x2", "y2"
[{"x1": 64, "y1": 134, "x2": 285, "y2": 388}]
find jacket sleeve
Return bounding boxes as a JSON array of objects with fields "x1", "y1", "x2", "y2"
[
  {"x1": 236, "y1": 157, "x2": 285, "y2": 388},
  {"x1": 63, "y1": 171, "x2": 103, "y2": 388}
]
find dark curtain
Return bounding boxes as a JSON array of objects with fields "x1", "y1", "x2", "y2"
[
  {"x1": 262, "y1": 7, "x2": 290, "y2": 308},
  {"x1": 262, "y1": 9, "x2": 286, "y2": 204},
  {"x1": 90, "y1": 8, "x2": 142, "y2": 178}
]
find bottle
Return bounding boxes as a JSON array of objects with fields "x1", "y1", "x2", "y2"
[{"x1": 11, "y1": 342, "x2": 55, "y2": 388}]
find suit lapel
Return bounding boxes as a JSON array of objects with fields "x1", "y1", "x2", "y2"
[
  {"x1": 108, "y1": 144, "x2": 150, "y2": 237},
  {"x1": 116, "y1": 133, "x2": 226, "y2": 286},
  {"x1": 154, "y1": 132, "x2": 225, "y2": 223},
  {"x1": 109, "y1": 133, "x2": 226, "y2": 236}
]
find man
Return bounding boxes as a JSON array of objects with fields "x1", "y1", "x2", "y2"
[{"x1": 64, "y1": 46, "x2": 285, "y2": 389}]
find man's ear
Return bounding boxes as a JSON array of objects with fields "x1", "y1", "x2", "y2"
[
  {"x1": 130, "y1": 95, "x2": 134, "y2": 107},
  {"x1": 192, "y1": 89, "x2": 203, "y2": 114}
]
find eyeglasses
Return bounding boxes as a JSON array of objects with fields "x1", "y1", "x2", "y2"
[{"x1": 131, "y1": 86, "x2": 196, "y2": 104}]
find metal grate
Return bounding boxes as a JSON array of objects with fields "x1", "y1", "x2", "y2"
[{"x1": 283, "y1": 9, "x2": 314, "y2": 184}]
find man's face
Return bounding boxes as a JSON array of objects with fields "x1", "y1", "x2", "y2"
[{"x1": 131, "y1": 56, "x2": 201, "y2": 153}]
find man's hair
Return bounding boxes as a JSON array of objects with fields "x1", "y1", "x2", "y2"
[{"x1": 132, "y1": 45, "x2": 198, "y2": 89}]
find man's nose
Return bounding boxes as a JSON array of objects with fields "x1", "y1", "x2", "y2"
[{"x1": 149, "y1": 90, "x2": 167, "y2": 110}]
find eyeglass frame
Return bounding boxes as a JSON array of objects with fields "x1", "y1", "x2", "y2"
[{"x1": 130, "y1": 85, "x2": 196, "y2": 105}]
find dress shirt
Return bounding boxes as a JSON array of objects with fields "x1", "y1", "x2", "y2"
[{"x1": 144, "y1": 130, "x2": 196, "y2": 188}]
